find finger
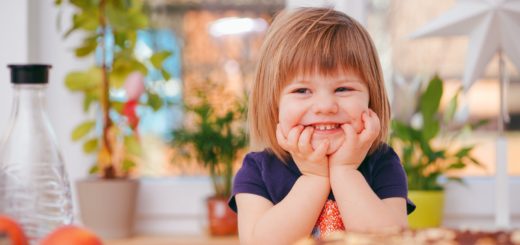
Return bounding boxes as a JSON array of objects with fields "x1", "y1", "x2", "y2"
[
  {"x1": 358, "y1": 111, "x2": 367, "y2": 133},
  {"x1": 360, "y1": 109, "x2": 381, "y2": 142},
  {"x1": 276, "y1": 124, "x2": 290, "y2": 150},
  {"x1": 286, "y1": 125, "x2": 304, "y2": 151},
  {"x1": 298, "y1": 126, "x2": 314, "y2": 153},
  {"x1": 341, "y1": 123, "x2": 357, "y2": 141},
  {"x1": 310, "y1": 139, "x2": 329, "y2": 160}
]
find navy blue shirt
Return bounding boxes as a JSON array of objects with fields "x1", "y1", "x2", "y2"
[{"x1": 229, "y1": 144, "x2": 416, "y2": 214}]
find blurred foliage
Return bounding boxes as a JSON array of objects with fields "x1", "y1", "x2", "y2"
[
  {"x1": 170, "y1": 83, "x2": 248, "y2": 197},
  {"x1": 56, "y1": 0, "x2": 172, "y2": 178},
  {"x1": 390, "y1": 76, "x2": 487, "y2": 190}
]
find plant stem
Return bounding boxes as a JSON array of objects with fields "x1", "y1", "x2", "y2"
[
  {"x1": 224, "y1": 159, "x2": 232, "y2": 197},
  {"x1": 209, "y1": 164, "x2": 220, "y2": 197},
  {"x1": 99, "y1": 0, "x2": 115, "y2": 179}
]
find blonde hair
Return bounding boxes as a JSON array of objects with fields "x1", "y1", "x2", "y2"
[{"x1": 249, "y1": 7, "x2": 390, "y2": 161}]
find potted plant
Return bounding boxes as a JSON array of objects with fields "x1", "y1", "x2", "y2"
[
  {"x1": 55, "y1": 0, "x2": 171, "y2": 239},
  {"x1": 390, "y1": 75, "x2": 486, "y2": 228},
  {"x1": 171, "y1": 83, "x2": 248, "y2": 236}
]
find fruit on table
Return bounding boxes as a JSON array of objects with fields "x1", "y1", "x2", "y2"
[
  {"x1": 0, "y1": 215, "x2": 28, "y2": 245},
  {"x1": 40, "y1": 225, "x2": 102, "y2": 245}
]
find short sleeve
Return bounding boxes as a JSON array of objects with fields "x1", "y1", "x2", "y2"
[
  {"x1": 371, "y1": 147, "x2": 416, "y2": 214},
  {"x1": 228, "y1": 152, "x2": 271, "y2": 213}
]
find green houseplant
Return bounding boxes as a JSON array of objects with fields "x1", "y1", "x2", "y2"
[
  {"x1": 390, "y1": 75, "x2": 485, "y2": 228},
  {"x1": 55, "y1": 0, "x2": 171, "y2": 238},
  {"x1": 171, "y1": 84, "x2": 248, "y2": 236}
]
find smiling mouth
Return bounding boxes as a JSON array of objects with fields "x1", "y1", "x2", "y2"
[{"x1": 312, "y1": 123, "x2": 341, "y2": 131}]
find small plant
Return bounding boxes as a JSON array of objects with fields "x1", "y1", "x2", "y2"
[
  {"x1": 390, "y1": 76, "x2": 486, "y2": 190},
  {"x1": 171, "y1": 84, "x2": 248, "y2": 197},
  {"x1": 56, "y1": 0, "x2": 172, "y2": 178}
]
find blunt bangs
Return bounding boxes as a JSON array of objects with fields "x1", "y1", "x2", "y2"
[{"x1": 277, "y1": 13, "x2": 372, "y2": 86}]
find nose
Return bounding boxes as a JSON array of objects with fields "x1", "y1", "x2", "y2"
[{"x1": 312, "y1": 92, "x2": 338, "y2": 114}]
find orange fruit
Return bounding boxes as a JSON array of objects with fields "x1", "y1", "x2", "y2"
[
  {"x1": 0, "y1": 215, "x2": 28, "y2": 245},
  {"x1": 40, "y1": 225, "x2": 103, "y2": 245}
]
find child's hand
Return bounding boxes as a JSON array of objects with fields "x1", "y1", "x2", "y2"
[
  {"x1": 276, "y1": 124, "x2": 329, "y2": 177},
  {"x1": 329, "y1": 109, "x2": 380, "y2": 171}
]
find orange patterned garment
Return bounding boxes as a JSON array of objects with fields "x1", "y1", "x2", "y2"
[{"x1": 312, "y1": 200, "x2": 345, "y2": 238}]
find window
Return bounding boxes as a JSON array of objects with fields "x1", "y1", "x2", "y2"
[{"x1": 366, "y1": 0, "x2": 520, "y2": 176}]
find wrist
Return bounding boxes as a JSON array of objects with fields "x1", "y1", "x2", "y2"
[
  {"x1": 329, "y1": 165, "x2": 360, "y2": 181},
  {"x1": 299, "y1": 173, "x2": 330, "y2": 183},
  {"x1": 329, "y1": 163, "x2": 359, "y2": 172}
]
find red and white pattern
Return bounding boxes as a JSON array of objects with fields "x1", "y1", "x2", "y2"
[{"x1": 312, "y1": 200, "x2": 345, "y2": 239}]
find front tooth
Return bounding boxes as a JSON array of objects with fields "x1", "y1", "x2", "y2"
[{"x1": 315, "y1": 124, "x2": 337, "y2": 130}]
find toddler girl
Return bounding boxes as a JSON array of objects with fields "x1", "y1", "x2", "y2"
[{"x1": 229, "y1": 7, "x2": 415, "y2": 244}]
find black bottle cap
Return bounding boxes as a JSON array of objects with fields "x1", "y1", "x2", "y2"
[{"x1": 8, "y1": 64, "x2": 52, "y2": 84}]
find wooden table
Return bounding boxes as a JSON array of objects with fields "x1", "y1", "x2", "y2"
[{"x1": 106, "y1": 235, "x2": 240, "y2": 245}]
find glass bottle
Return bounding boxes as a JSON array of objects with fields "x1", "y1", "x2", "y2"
[{"x1": 0, "y1": 64, "x2": 73, "y2": 244}]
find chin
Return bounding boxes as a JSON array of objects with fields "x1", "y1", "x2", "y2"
[{"x1": 311, "y1": 136, "x2": 344, "y2": 155}]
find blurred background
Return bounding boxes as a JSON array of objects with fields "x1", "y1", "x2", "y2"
[{"x1": 0, "y1": 0, "x2": 519, "y2": 242}]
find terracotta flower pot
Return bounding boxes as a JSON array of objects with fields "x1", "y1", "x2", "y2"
[{"x1": 206, "y1": 196, "x2": 237, "y2": 236}]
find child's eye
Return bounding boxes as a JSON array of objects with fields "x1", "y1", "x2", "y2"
[
  {"x1": 292, "y1": 88, "x2": 310, "y2": 94},
  {"x1": 335, "y1": 87, "x2": 353, "y2": 92}
]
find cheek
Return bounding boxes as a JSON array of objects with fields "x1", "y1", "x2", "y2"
[
  {"x1": 278, "y1": 102, "x2": 302, "y2": 136},
  {"x1": 348, "y1": 103, "x2": 370, "y2": 132}
]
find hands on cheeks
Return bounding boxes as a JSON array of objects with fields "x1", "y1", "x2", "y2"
[
  {"x1": 329, "y1": 109, "x2": 381, "y2": 171},
  {"x1": 277, "y1": 109, "x2": 381, "y2": 177},
  {"x1": 276, "y1": 124, "x2": 330, "y2": 177}
]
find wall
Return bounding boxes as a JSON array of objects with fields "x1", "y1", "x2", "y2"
[
  {"x1": 0, "y1": 0, "x2": 518, "y2": 235},
  {"x1": 0, "y1": 0, "x2": 93, "y2": 216},
  {"x1": 0, "y1": 1, "x2": 28, "y2": 132}
]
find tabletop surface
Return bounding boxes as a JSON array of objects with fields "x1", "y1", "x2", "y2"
[{"x1": 106, "y1": 235, "x2": 240, "y2": 245}]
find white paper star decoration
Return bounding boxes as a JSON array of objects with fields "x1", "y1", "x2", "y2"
[{"x1": 410, "y1": 0, "x2": 520, "y2": 91}]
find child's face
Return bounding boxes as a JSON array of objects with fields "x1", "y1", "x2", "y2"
[{"x1": 278, "y1": 70, "x2": 370, "y2": 155}]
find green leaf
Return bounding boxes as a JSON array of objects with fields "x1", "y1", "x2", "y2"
[
  {"x1": 72, "y1": 120, "x2": 96, "y2": 141},
  {"x1": 448, "y1": 162, "x2": 466, "y2": 169},
  {"x1": 72, "y1": 10, "x2": 99, "y2": 32},
  {"x1": 124, "y1": 135, "x2": 142, "y2": 156},
  {"x1": 106, "y1": 5, "x2": 147, "y2": 31},
  {"x1": 471, "y1": 119, "x2": 490, "y2": 130},
  {"x1": 161, "y1": 68, "x2": 171, "y2": 81},
  {"x1": 455, "y1": 146, "x2": 474, "y2": 158},
  {"x1": 112, "y1": 101, "x2": 125, "y2": 113},
  {"x1": 469, "y1": 156, "x2": 485, "y2": 168},
  {"x1": 150, "y1": 51, "x2": 172, "y2": 69},
  {"x1": 147, "y1": 92, "x2": 162, "y2": 111},
  {"x1": 54, "y1": 0, "x2": 62, "y2": 5},
  {"x1": 390, "y1": 120, "x2": 414, "y2": 142},
  {"x1": 74, "y1": 35, "x2": 98, "y2": 57},
  {"x1": 422, "y1": 119, "x2": 440, "y2": 141},
  {"x1": 83, "y1": 91, "x2": 99, "y2": 112},
  {"x1": 122, "y1": 158, "x2": 136, "y2": 172},
  {"x1": 70, "y1": 0, "x2": 96, "y2": 9},
  {"x1": 110, "y1": 58, "x2": 147, "y2": 88},
  {"x1": 447, "y1": 177, "x2": 465, "y2": 186},
  {"x1": 83, "y1": 138, "x2": 99, "y2": 153},
  {"x1": 420, "y1": 76, "x2": 443, "y2": 120},
  {"x1": 65, "y1": 68, "x2": 102, "y2": 91},
  {"x1": 88, "y1": 164, "x2": 99, "y2": 174},
  {"x1": 443, "y1": 89, "x2": 459, "y2": 124}
]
